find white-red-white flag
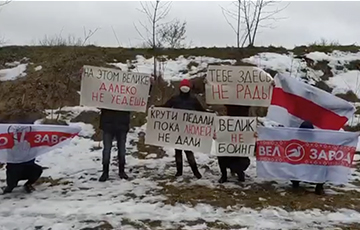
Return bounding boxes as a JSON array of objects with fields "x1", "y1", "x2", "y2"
[
  {"x1": 266, "y1": 73, "x2": 355, "y2": 130},
  {"x1": 0, "y1": 124, "x2": 80, "y2": 163},
  {"x1": 256, "y1": 126, "x2": 358, "y2": 184}
]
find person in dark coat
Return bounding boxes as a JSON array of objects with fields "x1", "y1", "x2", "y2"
[
  {"x1": 80, "y1": 67, "x2": 154, "y2": 182},
  {"x1": 162, "y1": 79, "x2": 205, "y2": 179},
  {"x1": 291, "y1": 121, "x2": 325, "y2": 195},
  {"x1": 217, "y1": 105, "x2": 251, "y2": 183},
  {"x1": 98, "y1": 109, "x2": 131, "y2": 182},
  {"x1": 3, "y1": 159, "x2": 43, "y2": 194}
]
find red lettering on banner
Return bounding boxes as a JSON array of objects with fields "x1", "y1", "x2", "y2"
[
  {"x1": 0, "y1": 132, "x2": 76, "y2": 149},
  {"x1": 212, "y1": 84, "x2": 229, "y2": 100},
  {"x1": 111, "y1": 94, "x2": 122, "y2": 104},
  {"x1": 98, "y1": 83, "x2": 137, "y2": 95},
  {"x1": 231, "y1": 133, "x2": 243, "y2": 143},
  {"x1": 92, "y1": 92, "x2": 104, "y2": 102},
  {"x1": 99, "y1": 82, "x2": 107, "y2": 91},
  {"x1": 236, "y1": 84, "x2": 271, "y2": 100},
  {"x1": 184, "y1": 124, "x2": 212, "y2": 137},
  {"x1": 256, "y1": 140, "x2": 355, "y2": 167}
]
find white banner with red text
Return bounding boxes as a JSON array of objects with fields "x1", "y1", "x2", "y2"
[
  {"x1": 214, "y1": 116, "x2": 257, "y2": 157},
  {"x1": 205, "y1": 65, "x2": 273, "y2": 106},
  {"x1": 80, "y1": 65, "x2": 151, "y2": 112},
  {"x1": 145, "y1": 107, "x2": 215, "y2": 153},
  {"x1": 0, "y1": 124, "x2": 81, "y2": 163},
  {"x1": 256, "y1": 126, "x2": 358, "y2": 184}
]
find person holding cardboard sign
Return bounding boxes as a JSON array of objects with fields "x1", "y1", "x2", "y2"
[
  {"x1": 217, "y1": 105, "x2": 252, "y2": 183},
  {"x1": 160, "y1": 79, "x2": 206, "y2": 179}
]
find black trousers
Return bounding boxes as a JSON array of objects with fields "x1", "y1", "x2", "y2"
[
  {"x1": 6, "y1": 162, "x2": 43, "y2": 190},
  {"x1": 175, "y1": 149, "x2": 199, "y2": 173}
]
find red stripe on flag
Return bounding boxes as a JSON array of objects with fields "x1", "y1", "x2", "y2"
[
  {"x1": 271, "y1": 88, "x2": 348, "y2": 130},
  {"x1": 0, "y1": 131, "x2": 77, "y2": 149}
]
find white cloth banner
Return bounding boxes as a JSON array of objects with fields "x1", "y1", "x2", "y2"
[
  {"x1": 145, "y1": 107, "x2": 215, "y2": 153},
  {"x1": 214, "y1": 116, "x2": 257, "y2": 157},
  {"x1": 256, "y1": 126, "x2": 358, "y2": 184},
  {"x1": 80, "y1": 65, "x2": 151, "y2": 112},
  {"x1": 0, "y1": 124, "x2": 81, "y2": 163},
  {"x1": 205, "y1": 65, "x2": 273, "y2": 106}
]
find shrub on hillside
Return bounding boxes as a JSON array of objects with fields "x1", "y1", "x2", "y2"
[{"x1": 335, "y1": 91, "x2": 360, "y2": 102}]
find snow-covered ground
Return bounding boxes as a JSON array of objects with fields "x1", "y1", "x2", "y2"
[
  {"x1": 110, "y1": 55, "x2": 236, "y2": 81},
  {"x1": 0, "y1": 108, "x2": 359, "y2": 230}
]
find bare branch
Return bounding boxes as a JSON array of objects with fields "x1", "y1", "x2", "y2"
[
  {"x1": 158, "y1": 19, "x2": 187, "y2": 49},
  {"x1": 135, "y1": 0, "x2": 177, "y2": 78},
  {"x1": 0, "y1": 0, "x2": 11, "y2": 7},
  {"x1": 222, "y1": 0, "x2": 288, "y2": 47},
  {"x1": 82, "y1": 27, "x2": 99, "y2": 46},
  {"x1": 111, "y1": 26, "x2": 121, "y2": 47}
]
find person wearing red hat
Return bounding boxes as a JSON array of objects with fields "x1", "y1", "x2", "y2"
[{"x1": 161, "y1": 78, "x2": 206, "y2": 179}]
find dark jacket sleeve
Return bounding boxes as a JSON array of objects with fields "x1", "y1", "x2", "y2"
[
  {"x1": 194, "y1": 97, "x2": 206, "y2": 112},
  {"x1": 163, "y1": 97, "x2": 175, "y2": 108}
]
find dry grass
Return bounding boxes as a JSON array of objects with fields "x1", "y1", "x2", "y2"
[
  {"x1": 79, "y1": 220, "x2": 113, "y2": 230},
  {"x1": 159, "y1": 181, "x2": 360, "y2": 212},
  {"x1": 35, "y1": 176, "x2": 72, "y2": 187}
]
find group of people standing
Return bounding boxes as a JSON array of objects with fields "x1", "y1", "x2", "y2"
[
  {"x1": 96, "y1": 76, "x2": 325, "y2": 195},
  {"x1": 97, "y1": 78, "x2": 252, "y2": 185}
]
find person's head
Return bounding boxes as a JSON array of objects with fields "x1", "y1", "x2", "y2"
[
  {"x1": 299, "y1": 121, "x2": 314, "y2": 129},
  {"x1": 179, "y1": 79, "x2": 191, "y2": 94}
]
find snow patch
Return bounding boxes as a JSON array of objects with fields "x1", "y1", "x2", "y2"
[
  {"x1": 0, "y1": 63, "x2": 27, "y2": 81},
  {"x1": 327, "y1": 70, "x2": 360, "y2": 98},
  {"x1": 34, "y1": 65, "x2": 43, "y2": 71},
  {"x1": 110, "y1": 55, "x2": 236, "y2": 81}
]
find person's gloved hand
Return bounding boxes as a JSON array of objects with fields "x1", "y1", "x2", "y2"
[
  {"x1": 79, "y1": 67, "x2": 83, "y2": 78},
  {"x1": 213, "y1": 132, "x2": 217, "y2": 140},
  {"x1": 270, "y1": 79, "x2": 275, "y2": 87},
  {"x1": 150, "y1": 74, "x2": 155, "y2": 85}
]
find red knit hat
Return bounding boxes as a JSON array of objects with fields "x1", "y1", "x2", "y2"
[{"x1": 180, "y1": 79, "x2": 191, "y2": 88}]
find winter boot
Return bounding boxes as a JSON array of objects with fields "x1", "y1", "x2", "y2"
[
  {"x1": 118, "y1": 163, "x2": 129, "y2": 180},
  {"x1": 2, "y1": 186, "x2": 13, "y2": 194},
  {"x1": 185, "y1": 151, "x2": 201, "y2": 179},
  {"x1": 218, "y1": 176, "x2": 227, "y2": 184},
  {"x1": 99, "y1": 164, "x2": 109, "y2": 182},
  {"x1": 24, "y1": 182, "x2": 35, "y2": 193},
  {"x1": 315, "y1": 184, "x2": 324, "y2": 195},
  {"x1": 237, "y1": 171, "x2": 245, "y2": 182},
  {"x1": 190, "y1": 164, "x2": 202, "y2": 179},
  {"x1": 291, "y1": 180, "x2": 300, "y2": 189}
]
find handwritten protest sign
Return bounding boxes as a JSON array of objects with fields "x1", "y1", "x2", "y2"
[
  {"x1": 205, "y1": 65, "x2": 273, "y2": 106},
  {"x1": 145, "y1": 107, "x2": 215, "y2": 153},
  {"x1": 214, "y1": 116, "x2": 257, "y2": 157},
  {"x1": 80, "y1": 65, "x2": 151, "y2": 112}
]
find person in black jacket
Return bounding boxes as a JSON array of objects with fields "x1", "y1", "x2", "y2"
[
  {"x1": 162, "y1": 79, "x2": 205, "y2": 179},
  {"x1": 217, "y1": 105, "x2": 251, "y2": 183},
  {"x1": 98, "y1": 109, "x2": 131, "y2": 182},
  {"x1": 291, "y1": 121, "x2": 325, "y2": 195},
  {"x1": 79, "y1": 67, "x2": 154, "y2": 182}
]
